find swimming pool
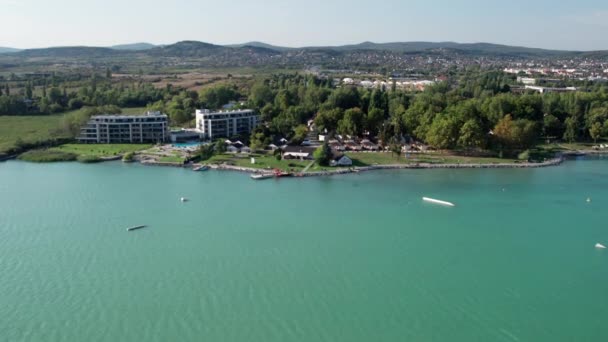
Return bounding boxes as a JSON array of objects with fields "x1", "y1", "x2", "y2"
[{"x1": 172, "y1": 141, "x2": 203, "y2": 148}]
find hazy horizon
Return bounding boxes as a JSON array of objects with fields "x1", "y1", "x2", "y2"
[{"x1": 1, "y1": 0, "x2": 608, "y2": 51}]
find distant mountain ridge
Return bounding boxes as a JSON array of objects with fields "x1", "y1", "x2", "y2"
[
  {"x1": 0, "y1": 47, "x2": 21, "y2": 54},
  {"x1": 4, "y1": 40, "x2": 608, "y2": 60},
  {"x1": 110, "y1": 42, "x2": 157, "y2": 51}
]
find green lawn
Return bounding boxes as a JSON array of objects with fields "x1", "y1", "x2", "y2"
[
  {"x1": 0, "y1": 115, "x2": 69, "y2": 154},
  {"x1": 206, "y1": 153, "x2": 311, "y2": 171},
  {"x1": 50, "y1": 144, "x2": 153, "y2": 158},
  {"x1": 0, "y1": 107, "x2": 149, "y2": 155},
  {"x1": 346, "y1": 152, "x2": 517, "y2": 166}
]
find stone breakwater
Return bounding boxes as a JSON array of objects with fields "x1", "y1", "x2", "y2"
[{"x1": 202, "y1": 157, "x2": 564, "y2": 177}]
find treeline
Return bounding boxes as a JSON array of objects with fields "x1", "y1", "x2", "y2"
[
  {"x1": 245, "y1": 72, "x2": 608, "y2": 153},
  {"x1": 0, "y1": 73, "x2": 244, "y2": 126}
]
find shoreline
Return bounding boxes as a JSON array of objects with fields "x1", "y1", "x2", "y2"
[
  {"x1": 5, "y1": 150, "x2": 606, "y2": 178},
  {"x1": 204, "y1": 156, "x2": 565, "y2": 177}
]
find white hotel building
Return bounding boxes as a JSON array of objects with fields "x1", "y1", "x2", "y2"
[
  {"x1": 195, "y1": 109, "x2": 260, "y2": 140},
  {"x1": 77, "y1": 111, "x2": 169, "y2": 143}
]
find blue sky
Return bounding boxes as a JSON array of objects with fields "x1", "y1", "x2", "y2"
[{"x1": 1, "y1": 0, "x2": 608, "y2": 50}]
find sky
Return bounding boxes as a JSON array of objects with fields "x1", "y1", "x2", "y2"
[{"x1": 1, "y1": 0, "x2": 608, "y2": 51}]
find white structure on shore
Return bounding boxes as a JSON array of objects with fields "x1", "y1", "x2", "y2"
[
  {"x1": 195, "y1": 109, "x2": 260, "y2": 140},
  {"x1": 78, "y1": 111, "x2": 169, "y2": 143}
]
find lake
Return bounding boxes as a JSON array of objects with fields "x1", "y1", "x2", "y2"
[{"x1": 1, "y1": 158, "x2": 607, "y2": 341}]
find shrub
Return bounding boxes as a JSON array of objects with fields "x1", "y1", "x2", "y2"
[{"x1": 18, "y1": 150, "x2": 77, "y2": 163}]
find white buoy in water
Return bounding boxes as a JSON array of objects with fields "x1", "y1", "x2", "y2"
[
  {"x1": 587, "y1": 198, "x2": 592, "y2": 203},
  {"x1": 596, "y1": 243, "x2": 606, "y2": 249}
]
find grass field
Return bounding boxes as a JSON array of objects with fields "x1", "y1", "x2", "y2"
[
  {"x1": 206, "y1": 153, "x2": 311, "y2": 171},
  {"x1": 0, "y1": 115, "x2": 69, "y2": 154},
  {"x1": 346, "y1": 152, "x2": 517, "y2": 166},
  {"x1": 50, "y1": 144, "x2": 153, "y2": 158},
  {"x1": 0, "y1": 107, "x2": 148, "y2": 155}
]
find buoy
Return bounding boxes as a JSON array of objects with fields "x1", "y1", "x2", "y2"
[
  {"x1": 596, "y1": 243, "x2": 606, "y2": 249},
  {"x1": 587, "y1": 198, "x2": 592, "y2": 203},
  {"x1": 181, "y1": 197, "x2": 188, "y2": 202}
]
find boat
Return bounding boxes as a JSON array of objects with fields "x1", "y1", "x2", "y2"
[
  {"x1": 193, "y1": 165, "x2": 209, "y2": 171},
  {"x1": 126, "y1": 225, "x2": 147, "y2": 231},
  {"x1": 181, "y1": 197, "x2": 188, "y2": 202},
  {"x1": 251, "y1": 173, "x2": 274, "y2": 180},
  {"x1": 596, "y1": 243, "x2": 606, "y2": 249},
  {"x1": 422, "y1": 197, "x2": 455, "y2": 207}
]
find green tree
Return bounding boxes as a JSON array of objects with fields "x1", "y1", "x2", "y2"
[
  {"x1": 250, "y1": 130, "x2": 271, "y2": 151},
  {"x1": 390, "y1": 142, "x2": 402, "y2": 159},
  {"x1": 563, "y1": 117, "x2": 578, "y2": 143},
  {"x1": 366, "y1": 108, "x2": 384, "y2": 136},
  {"x1": 291, "y1": 125, "x2": 309, "y2": 144},
  {"x1": 458, "y1": 119, "x2": 485, "y2": 148},
  {"x1": 590, "y1": 122, "x2": 602, "y2": 143},
  {"x1": 337, "y1": 108, "x2": 365, "y2": 136},
  {"x1": 214, "y1": 139, "x2": 227, "y2": 154},
  {"x1": 425, "y1": 116, "x2": 460, "y2": 149},
  {"x1": 313, "y1": 142, "x2": 332, "y2": 166},
  {"x1": 198, "y1": 144, "x2": 215, "y2": 161}
]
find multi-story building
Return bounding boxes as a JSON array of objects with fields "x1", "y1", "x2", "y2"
[
  {"x1": 195, "y1": 109, "x2": 260, "y2": 140},
  {"x1": 78, "y1": 111, "x2": 169, "y2": 143}
]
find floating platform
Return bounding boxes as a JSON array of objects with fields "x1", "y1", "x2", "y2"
[
  {"x1": 423, "y1": 197, "x2": 455, "y2": 207},
  {"x1": 251, "y1": 174, "x2": 274, "y2": 180}
]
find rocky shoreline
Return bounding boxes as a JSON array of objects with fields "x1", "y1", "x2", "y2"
[{"x1": 201, "y1": 156, "x2": 565, "y2": 177}]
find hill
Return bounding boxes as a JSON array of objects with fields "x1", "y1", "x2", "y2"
[
  {"x1": 0, "y1": 47, "x2": 21, "y2": 54},
  {"x1": 110, "y1": 42, "x2": 157, "y2": 51},
  {"x1": 13, "y1": 46, "x2": 126, "y2": 58},
  {"x1": 227, "y1": 41, "x2": 291, "y2": 52}
]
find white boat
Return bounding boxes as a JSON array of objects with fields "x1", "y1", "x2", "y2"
[
  {"x1": 180, "y1": 197, "x2": 188, "y2": 202},
  {"x1": 595, "y1": 243, "x2": 606, "y2": 249},
  {"x1": 250, "y1": 174, "x2": 274, "y2": 180},
  {"x1": 423, "y1": 197, "x2": 455, "y2": 207}
]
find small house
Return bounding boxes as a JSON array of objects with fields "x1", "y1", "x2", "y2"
[{"x1": 330, "y1": 154, "x2": 353, "y2": 167}]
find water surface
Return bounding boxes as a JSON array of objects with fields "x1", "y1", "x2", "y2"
[{"x1": 1, "y1": 158, "x2": 607, "y2": 341}]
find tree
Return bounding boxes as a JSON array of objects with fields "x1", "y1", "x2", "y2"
[
  {"x1": 314, "y1": 108, "x2": 343, "y2": 133},
  {"x1": 366, "y1": 108, "x2": 384, "y2": 136},
  {"x1": 313, "y1": 142, "x2": 332, "y2": 166},
  {"x1": 337, "y1": 108, "x2": 365, "y2": 136},
  {"x1": 250, "y1": 130, "x2": 270, "y2": 151},
  {"x1": 563, "y1": 117, "x2": 578, "y2": 143},
  {"x1": 291, "y1": 125, "x2": 309, "y2": 144},
  {"x1": 590, "y1": 122, "x2": 602, "y2": 143},
  {"x1": 25, "y1": 82, "x2": 33, "y2": 99},
  {"x1": 200, "y1": 85, "x2": 239, "y2": 109},
  {"x1": 214, "y1": 139, "x2": 227, "y2": 154},
  {"x1": 198, "y1": 144, "x2": 214, "y2": 161},
  {"x1": 425, "y1": 116, "x2": 460, "y2": 149},
  {"x1": 389, "y1": 142, "x2": 402, "y2": 159},
  {"x1": 458, "y1": 119, "x2": 485, "y2": 148}
]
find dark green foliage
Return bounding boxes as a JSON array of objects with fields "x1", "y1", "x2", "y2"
[
  {"x1": 18, "y1": 149, "x2": 77, "y2": 162},
  {"x1": 313, "y1": 142, "x2": 332, "y2": 166}
]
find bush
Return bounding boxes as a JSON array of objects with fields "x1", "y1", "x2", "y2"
[
  {"x1": 518, "y1": 150, "x2": 530, "y2": 161},
  {"x1": 77, "y1": 155, "x2": 102, "y2": 163},
  {"x1": 122, "y1": 151, "x2": 135, "y2": 162},
  {"x1": 18, "y1": 150, "x2": 77, "y2": 163}
]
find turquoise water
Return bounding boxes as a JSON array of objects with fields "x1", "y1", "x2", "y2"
[
  {"x1": 173, "y1": 142, "x2": 203, "y2": 148},
  {"x1": 1, "y1": 158, "x2": 608, "y2": 341}
]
